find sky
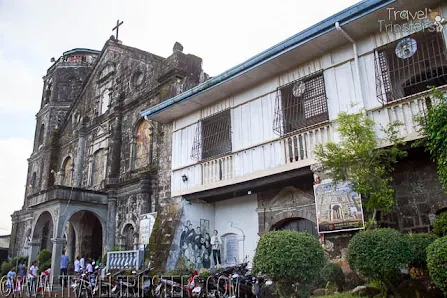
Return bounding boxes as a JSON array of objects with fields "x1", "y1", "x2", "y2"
[{"x1": 0, "y1": 0, "x2": 361, "y2": 235}]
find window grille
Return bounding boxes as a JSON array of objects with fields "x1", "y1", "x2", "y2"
[
  {"x1": 375, "y1": 28, "x2": 447, "y2": 104},
  {"x1": 273, "y1": 71, "x2": 329, "y2": 136},
  {"x1": 191, "y1": 109, "x2": 232, "y2": 161}
]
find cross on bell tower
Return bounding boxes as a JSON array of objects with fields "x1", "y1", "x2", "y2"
[{"x1": 112, "y1": 19, "x2": 124, "y2": 40}]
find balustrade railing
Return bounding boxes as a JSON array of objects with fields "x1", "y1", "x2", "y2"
[
  {"x1": 283, "y1": 123, "x2": 333, "y2": 164},
  {"x1": 201, "y1": 155, "x2": 234, "y2": 184},
  {"x1": 106, "y1": 250, "x2": 144, "y2": 271}
]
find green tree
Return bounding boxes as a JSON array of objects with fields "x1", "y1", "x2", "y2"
[
  {"x1": 414, "y1": 87, "x2": 447, "y2": 191},
  {"x1": 314, "y1": 108, "x2": 407, "y2": 225}
]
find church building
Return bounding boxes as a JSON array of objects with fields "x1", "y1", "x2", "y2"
[{"x1": 9, "y1": 33, "x2": 208, "y2": 279}]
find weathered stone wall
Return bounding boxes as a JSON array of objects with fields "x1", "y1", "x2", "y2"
[{"x1": 381, "y1": 146, "x2": 447, "y2": 232}]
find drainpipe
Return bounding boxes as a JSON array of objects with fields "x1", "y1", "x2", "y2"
[{"x1": 335, "y1": 22, "x2": 366, "y2": 111}]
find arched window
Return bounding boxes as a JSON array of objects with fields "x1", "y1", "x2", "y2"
[
  {"x1": 63, "y1": 157, "x2": 73, "y2": 186},
  {"x1": 96, "y1": 64, "x2": 115, "y2": 116},
  {"x1": 123, "y1": 224, "x2": 134, "y2": 250},
  {"x1": 30, "y1": 172, "x2": 37, "y2": 188},
  {"x1": 134, "y1": 121, "x2": 151, "y2": 169},
  {"x1": 92, "y1": 149, "x2": 106, "y2": 186},
  {"x1": 38, "y1": 124, "x2": 45, "y2": 147}
]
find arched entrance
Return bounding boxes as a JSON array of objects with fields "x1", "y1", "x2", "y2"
[
  {"x1": 272, "y1": 217, "x2": 318, "y2": 237},
  {"x1": 66, "y1": 211, "x2": 103, "y2": 262},
  {"x1": 33, "y1": 211, "x2": 54, "y2": 251},
  {"x1": 122, "y1": 224, "x2": 135, "y2": 250}
]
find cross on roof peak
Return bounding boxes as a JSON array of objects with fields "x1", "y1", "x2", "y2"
[{"x1": 112, "y1": 20, "x2": 124, "y2": 40}]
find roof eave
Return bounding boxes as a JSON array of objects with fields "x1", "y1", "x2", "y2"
[{"x1": 141, "y1": 0, "x2": 397, "y2": 123}]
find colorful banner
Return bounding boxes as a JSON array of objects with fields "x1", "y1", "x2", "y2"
[{"x1": 313, "y1": 180, "x2": 365, "y2": 233}]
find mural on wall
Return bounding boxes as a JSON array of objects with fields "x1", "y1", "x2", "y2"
[
  {"x1": 314, "y1": 179, "x2": 365, "y2": 233},
  {"x1": 135, "y1": 121, "x2": 151, "y2": 169},
  {"x1": 177, "y1": 219, "x2": 213, "y2": 270},
  {"x1": 166, "y1": 200, "x2": 217, "y2": 271}
]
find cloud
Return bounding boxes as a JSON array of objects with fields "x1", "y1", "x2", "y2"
[
  {"x1": 0, "y1": 54, "x2": 42, "y2": 114},
  {"x1": 0, "y1": 138, "x2": 32, "y2": 234}
]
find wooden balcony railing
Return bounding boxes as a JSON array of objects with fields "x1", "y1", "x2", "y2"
[{"x1": 178, "y1": 89, "x2": 438, "y2": 192}]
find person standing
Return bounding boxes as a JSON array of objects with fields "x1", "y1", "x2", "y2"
[
  {"x1": 80, "y1": 256, "x2": 85, "y2": 271},
  {"x1": 60, "y1": 250, "x2": 69, "y2": 287},
  {"x1": 19, "y1": 263, "x2": 27, "y2": 278},
  {"x1": 210, "y1": 230, "x2": 222, "y2": 267},
  {"x1": 28, "y1": 261, "x2": 39, "y2": 297},
  {"x1": 74, "y1": 256, "x2": 80, "y2": 274}
]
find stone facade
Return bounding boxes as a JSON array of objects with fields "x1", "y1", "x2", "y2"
[{"x1": 9, "y1": 37, "x2": 207, "y2": 279}]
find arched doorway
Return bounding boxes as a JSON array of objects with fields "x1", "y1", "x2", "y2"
[
  {"x1": 33, "y1": 211, "x2": 54, "y2": 251},
  {"x1": 272, "y1": 217, "x2": 318, "y2": 237},
  {"x1": 67, "y1": 211, "x2": 103, "y2": 262},
  {"x1": 122, "y1": 224, "x2": 135, "y2": 250}
]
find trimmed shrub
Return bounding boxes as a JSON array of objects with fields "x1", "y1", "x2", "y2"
[
  {"x1": 347, "y1": 228, "x2": 412, "y2": 291},
  {"x1": 253, "y1": 230, "x2": 326, "y2": 297},
  {"x1": 433, "y1": 211, "x2": 447, "y2": 237},
  {"x1": 406, "y1": 233, "x2": 438, "y2": 268},
  {"x1": 37, "y1": 249, "x2": 52, "y2": 272},
  {"x1": 321, "y1": 262, "x2": 344, "y2": 289},
  {"x1": 427, "y1": 236, "x2": 447, "y2": 294}
]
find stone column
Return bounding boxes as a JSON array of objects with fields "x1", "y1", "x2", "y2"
[
  {"x1": 106, "y1": 197, "x2": 117, "y2": 252},
  {"x1": 74, "y1": 126, "x2": 86, "y2": 187},
  {"x1": 28, "y1": 240, "x2": 41, "y2": 268},
  {"x1": 133, "y1": 232, "x2": 139, "y2": 250},
  {"x1": 66, "y1": 224, "x2": 75, "y2": 262},
  {"x1": 50, "y1": 238, "x2": 64, "y2": 286}
]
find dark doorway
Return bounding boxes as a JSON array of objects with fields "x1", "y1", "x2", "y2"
[
  {"x1": 68, "y1": 211, "x2": 103, "y2": 262},
  {"x1": 273, "y1": 218, "x2": 318, "y2": 237}
]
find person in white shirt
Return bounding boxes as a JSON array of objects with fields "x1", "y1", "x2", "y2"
[
  {"x1": 80, "y1": 257, "x2": 85, "y2": 271},
  {"x1": 86, "y1": 259, "x2": 93, "y2": 273},
  {"x1": 28, "y1": 261, "x2": 39, "y2": 297},
  {"x1": 210, "y1": 230, "x2": 222, "y2": 267},
  {"x1": 74, "y1": 256, "x2": 80, "y2": 274}
]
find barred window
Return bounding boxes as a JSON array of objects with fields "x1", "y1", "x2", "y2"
[
  {"x1": 375, "y1": 29, "x2": 447, "y2": 104},
  {"x1": 191, "y1": 109, "x2": 232, "y2": 160},
  {"x1": 273, "y1": 71, "x2": 329, "y2": 136}
]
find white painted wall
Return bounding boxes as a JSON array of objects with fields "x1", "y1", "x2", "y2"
[
  {"x1": 214, "y1": 194, "x2": 259, "y2": 267},
  {"x1": 169, "y1": 7, "x2": 447, "y2": 192}
]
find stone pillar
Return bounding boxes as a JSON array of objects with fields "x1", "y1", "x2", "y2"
[
  {"x1": 133, "y1": 232, "x2": 139, "y2": 250},
  {"x1": 66, "y1": 224, "x2": 75, "y2": 262},
  {"x1": 106, "y1": 197, "x2": 117, "y2": 252},
  {"x1": 50, "y1": 238, "x2": 64, "y2": 286},
  {"x1": 28, "y1": 240, "x2": 41, "y2": 268}
]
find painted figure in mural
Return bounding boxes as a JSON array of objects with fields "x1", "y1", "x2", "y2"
[
  {"x1": 202, "y1": 253, "x2": 211, "y2": 268},
  {"x1": 177, "y1": 219, "x2": 215, "y2": 270},
  {"x1": 135, "y1": 120, "x2": 151, "y2": 169},
  {"x1": 211, "y1": 230, "x2": 222, "y2": 267}
]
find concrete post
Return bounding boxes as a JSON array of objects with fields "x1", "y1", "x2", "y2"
[
  {"x1": 50, "y1": 238, "x2": 64, "y2": 286},
  {"x1": 28, "y1": 240, "x2": 40, "y2": 268}
]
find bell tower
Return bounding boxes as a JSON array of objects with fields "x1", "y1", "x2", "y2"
[{"x1": 24, "y1": 49, "x2": 100, "y2": 203}]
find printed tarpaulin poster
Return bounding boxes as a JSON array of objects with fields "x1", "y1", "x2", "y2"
[{"x1": 313, "y1": 180, "x2": 365, "y2": 233}]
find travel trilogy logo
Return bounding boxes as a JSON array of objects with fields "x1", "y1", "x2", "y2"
[{"x1": 379, "y1": 7, "x2": 446, "y2": 33}]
